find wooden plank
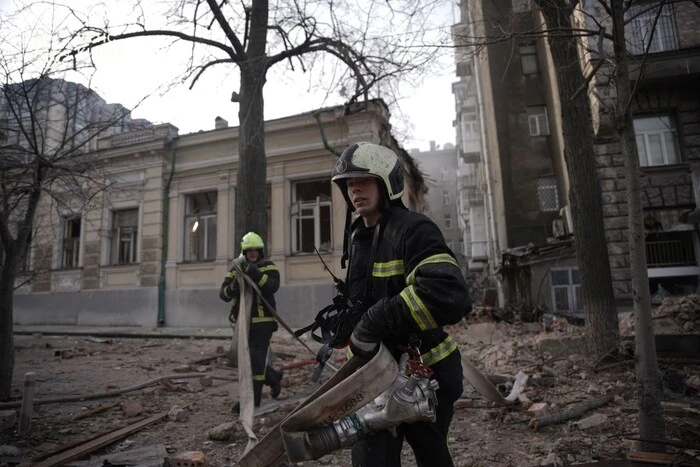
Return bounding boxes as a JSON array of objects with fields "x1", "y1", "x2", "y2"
[
  {"x1": 628, "y1": 451, "x2": 700, "y2": 466},
  {"x1": 66, "y1": 444, "x2": 167, "y2": 467},
  {"x1": 30, "y1": 411, "x2": 169, "y2": 467}
]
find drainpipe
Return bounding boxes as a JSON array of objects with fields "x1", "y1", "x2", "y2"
[{"x1": 157, "y1": 134, "x2": 178, "y2": 326}]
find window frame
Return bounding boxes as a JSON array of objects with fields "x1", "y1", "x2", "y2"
[
  {"x1": 550, "y1": 267, "x2": 582, "y2": 314},
  {"x1": 62, "y1": 217, "x2": 81, "y2": 269},
  {"x1": 537, "y1": 176, "x2": 560, "y2": 212},
  {"x1": 290, "y1": 179, "x2": 333, "y2": 255},
  {"x1": 183, "y1": 191, "x2": 218, "y2": 262},
  {"x1": 111, "y1": 208, "x2": 139, "y2": 265},
  {"x1": 626, "y1": 2, "x2": 678, "y2": 55},
  {"x1": 519, "y1": 44, "x2": 539, "y2": 74},
  {"x1": 527, "y1": 106, "x2": 550, "y2": 136},
  {"x1": 633, "y1": 114, "x2": 681, "y2": 167},
  {"x1": 444, "y1": 213, "x2": 453, "y2": 230}
]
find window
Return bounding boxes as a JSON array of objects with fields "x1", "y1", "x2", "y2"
[
  {"x1": 551, "y1": 268, "x2": 581, "y2": 313},
  {"x1": 442, "y1": 168, "x2": 449, "y2": 181},
  {"x1": 111, "y1": 209, "x2": 138, "y2": 265},
  {"x1": 537, "y1": 176, "x2": 559, "y2": 212},
  {"x1": 461, "y1": 111, "x2": 479, "y2": 142},
  {"x1": 443, "y1": 190, "x2": 450, "y2": 206},
  {"x1": 634, "y1": 115, "x2": 681, "y2": 167},
  {"x1": 527, "y1": 106, "x2": 550, "y2": 136},
  {"x1": 62, "y1": 217, "x2": 81, "y2": 268},
  {"x1": 291, "y1": 180, "x2": 332, "y2": 254},
  {"x1": 444, "y1": 214, "x2": 453, "y2": 230},
  {"x1": 520, "y1": 45, "x2": 539, "y2": 74},
  {"x1": 626, "y1": 3, "x2": 678, "y2": 55},
  {"x1": 459, "y1": 238, "x2": 465, "y2": 256},
  {"x1": 447, "y1": 241, "x2": 454, "y2": 252},
  {"x1": 184, "y1": 192, "x2": 217, "y2": 262}
]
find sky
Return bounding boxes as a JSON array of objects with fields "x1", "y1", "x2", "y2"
[{"x1": 2, "y1": 0, "x2": 459, "y2": 152}]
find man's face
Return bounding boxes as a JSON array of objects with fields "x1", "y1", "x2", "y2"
[
  {"x1": 346, "y1": 177, "x2": 381, "y2": 220},
  {"x1": 245, "y1": 249, "x2": 260, "y2": 263}
]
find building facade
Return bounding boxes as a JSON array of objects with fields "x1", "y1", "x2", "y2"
[
  {"x1": 410, "y1": 141, "x2": 468, "y2": 274},
  {"x1": 12, "y1": 99, "x2": 427, "y2": 328},
  {"x1": 453, "y1": 0, "x2": 700, "y2": 314}
]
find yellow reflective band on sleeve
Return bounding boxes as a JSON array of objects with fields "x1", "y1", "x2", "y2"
[
  {"x1": 222, "y1": 287, "x2": 231, "y2": 299},
  {"x1": 399, "y1": 285, "x2": 438, "y2": 331},
  {"x1": 257, "y1": 275, "x2": 268, "y2": 287},
  {"x1": 259, "y1": 265, "x2": 278, "y2": 272},
  {"x1": 252, "y1": 316, "x2": 276, "y2": 324},
  {"x1": 421, "y1": 335, "x2": 458, "y2": 367},
  {"x1": 372, "y1": 259, "x2": 404, "y2": 277},
  {"x1": 253, "y1": 374, "x2": 266, "y2": 381},
  {"x1": 406, "y1": 253, "x2": 459, "y2": 285},
  {"x1": 225, "y1": 272, "x2": 235, "y2": 279}
]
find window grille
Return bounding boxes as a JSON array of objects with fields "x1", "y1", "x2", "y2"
[{"x1": 537, "y1": 176, "x2": 559, "y2": 212}]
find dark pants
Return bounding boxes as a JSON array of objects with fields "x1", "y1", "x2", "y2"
[
  {"x1": 249, "y1": 324, "x2": 275, "y2": 406},
  {"x1": 351, "y1": 349, "x2": 464, "y2": 467}
]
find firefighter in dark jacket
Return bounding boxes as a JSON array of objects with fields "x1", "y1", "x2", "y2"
[
  {"x1": 219, "y1": 231, "x2": 283, "y2": 409},
  {"x1": 331, "y1": 142, "x2": 472, "y2": 467}
]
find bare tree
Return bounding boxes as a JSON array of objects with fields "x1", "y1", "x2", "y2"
[
  {"x1": 454, "y1": 0, "x2": 697, "y2": 448},
  {"x1": 454, "y1": 3, "x2": 620, "y2": 362},
  {"x1": 0, "y1": 8, "x2": 146, "y2": 400},
  {"x1": 608, "y1": 0, "x2": 667, "y2": 449},
  {"x1": 61, "y1": 0, "x2": 445, "y2": 246}
]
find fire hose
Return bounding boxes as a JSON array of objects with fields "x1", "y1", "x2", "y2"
[{"x1": 232, "y1": 258, "x2": 529, "y2": 464}]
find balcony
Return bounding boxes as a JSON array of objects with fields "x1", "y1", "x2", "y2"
[
  {"x1": 459, "y1": 148, "x2": 481, "y2": 164},
  {"x1": 645, "y1": 238, "x2": 696, "y2": 267},
  {"x1": 469, "y1": 241, "x2": 488, "y2": 261}
]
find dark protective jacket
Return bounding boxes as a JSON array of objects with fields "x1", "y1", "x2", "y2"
[
  {"x1": 219, "y1": 258, "x2": 280, "y2": 330},
  {"x1": 346, "y1": 206, "x2": 472, "y2": 366}
]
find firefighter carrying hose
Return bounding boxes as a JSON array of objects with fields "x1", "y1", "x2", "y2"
[
  {"x1": 219, "y1": 231, "x2": 283, "y2": 412},
  {"x1": 330, "y1": 142, "x2": 472, "y2": 467}
]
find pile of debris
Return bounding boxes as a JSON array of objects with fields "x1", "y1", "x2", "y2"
[{"x1": 620, "y1": 294, "x2": 700, "y2": 336}]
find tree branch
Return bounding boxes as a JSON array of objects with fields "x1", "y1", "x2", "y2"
[{"x1": 205, "y1": 0, "x2": 246, "y2": 58}]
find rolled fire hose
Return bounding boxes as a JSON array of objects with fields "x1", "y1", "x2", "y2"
[{"x1": 238, "y1": 344, "x2": 398, "y2": 466}]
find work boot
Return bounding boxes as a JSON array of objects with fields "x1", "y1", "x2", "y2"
[
  {"x1": 253, "y1": 381, "x2": 264, "y2": 406},
  {"x1": 266, "y1": 366, "x2": 283, "y2": 399}
]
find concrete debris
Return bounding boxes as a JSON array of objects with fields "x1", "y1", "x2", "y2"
[
  {"x1": 121, "y1": 399, "x2": 144, "y2": 418},
  {"x1": 168, "y1": 405, "x2": 189, "y2": 422},
  {"x1": 619, "y1": 294, "x2": 700, "y2": 336},
  {"x1": 173, "y1": 450, "x2": 207, "y2": 467},
  {"x1": 0, "y1": 409, "x2": 17, "y2": 430},
  {"x1": 208, "y1": 421, "x2": 237, "y2": 441},
  {"x1": 575, "y1": 413, "x2": 608, "y2": 431}
]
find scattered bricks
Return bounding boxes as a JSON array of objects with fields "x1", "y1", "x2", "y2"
[
  {"x1": 199, "y1": 376, "x2": 213, "y2": 387},
  {"x1": 121, "y1": 399, "x2": 144, "y2": 417},
  {"x1": 526, "y1": 402, "x2": 548, "y2": 417},
  {"x1": 208, "y1": 421, "x2": 237, "y2": 441},
  {"x1": 174, "y1": 450, "x2": 207, "y2": 467},
  {"x1": 168, "y1": 405, "x2": 189, "y2": 422},
  {"x1": 517, "y1": 394, "x2": 533, "y2": 410},
  {"x1": 576, "y1": 413, "x2": 608, "y2": 431},
  {"x1": 0, "y1": 410, "x2": 17, "y2": 430}
]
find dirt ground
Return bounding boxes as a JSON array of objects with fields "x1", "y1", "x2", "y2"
[{"x1": 1, "y1": 320, "x2": 699, "y2": 467}]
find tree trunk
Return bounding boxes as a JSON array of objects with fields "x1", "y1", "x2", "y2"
[
  {"x1": 233, "y1": 0, "x2": 269, "y2": 251},
  {"x1": 0, "y1": 261, "x2": 17, "y2": 401},
  {"x1": 536, "y1": 0, "x2": 620, "y2": 362},
  {"x1": 610, "y1": 0, "x2": 666, "y2": 450},
  {"x1": 235, "y1": 60, "x2": 268, "y2": 251}
]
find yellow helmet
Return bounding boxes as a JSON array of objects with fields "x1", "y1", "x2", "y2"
[{"x1": 241, "y1": 231, "x2": 264, "y2": 252}]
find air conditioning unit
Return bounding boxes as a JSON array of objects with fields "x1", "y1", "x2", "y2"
[
  {"x1": 560, "y1": 205, "x2": 574, "y2": 234},
  {"x1": 552, "y1": 218, "x2": 568, "y2": 239}
]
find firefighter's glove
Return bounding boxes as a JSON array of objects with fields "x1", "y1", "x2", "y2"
[
  {"x1": 350, "y1": 306, "x2": 383, "y2": 360},
  {"x1": 243, "y1": 262, "x2": 262, "y2": 282}
]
